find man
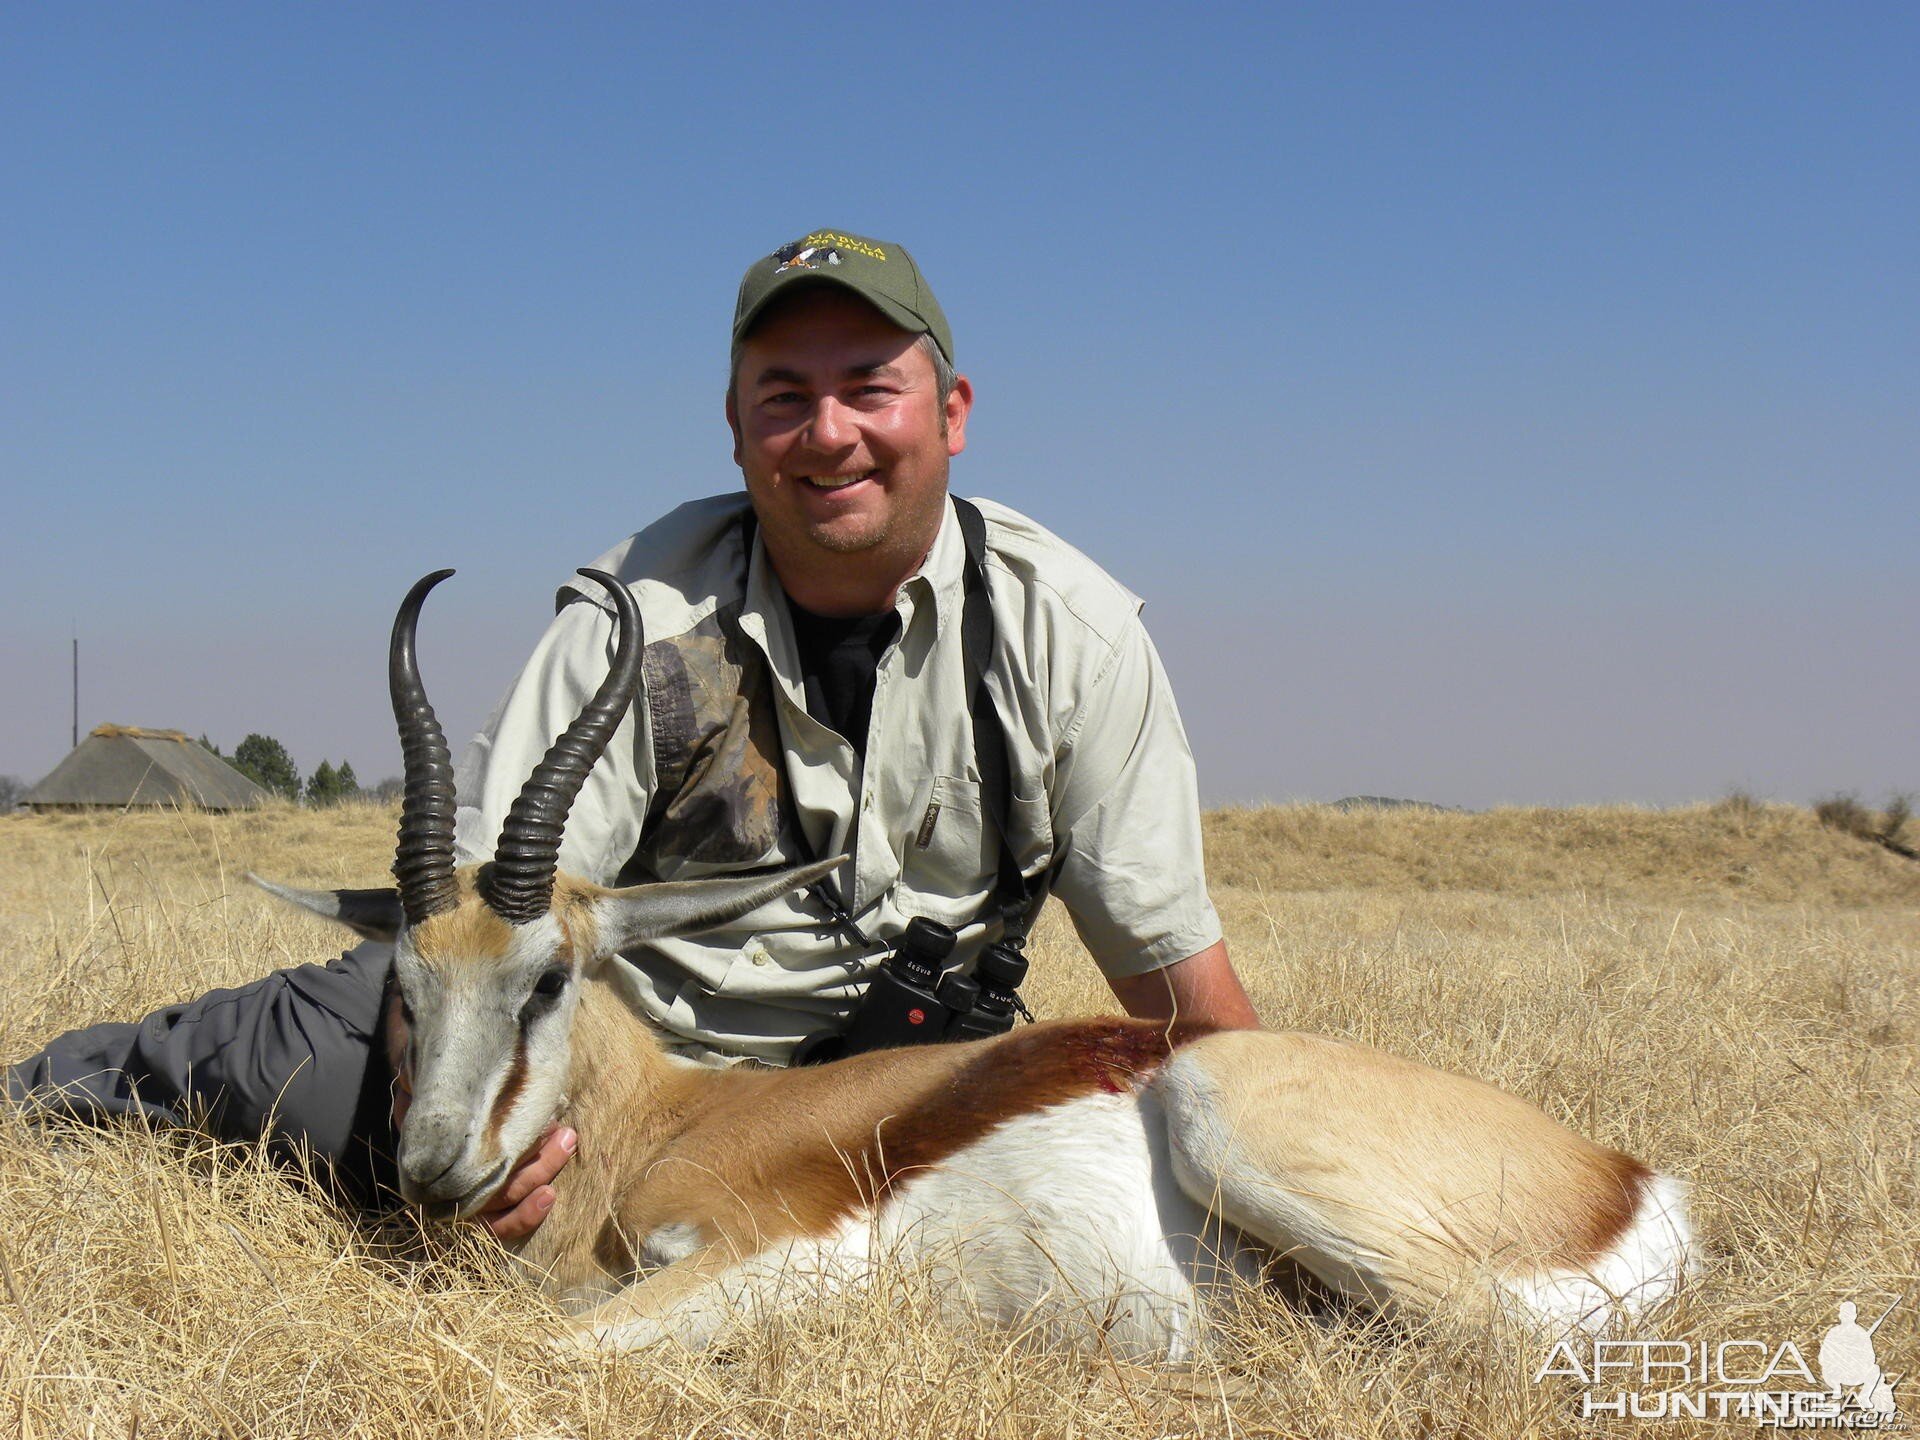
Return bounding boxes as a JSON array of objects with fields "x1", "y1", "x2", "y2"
[{"x1": 8, "y1": 229, "x2": 1259, "y2": 1242}]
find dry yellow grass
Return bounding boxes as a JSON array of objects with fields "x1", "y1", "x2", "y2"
[{"x1": 2, "y1": 798, "x2": 1916, "y2": 1437}]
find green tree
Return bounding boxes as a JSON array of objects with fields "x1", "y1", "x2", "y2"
[
  {"x1": 303, "y1": 759, "x2": 363, "y2": 807},
  {"x1": 304, "y1": 760, "x2": 338, "y2": 807},
  {"x1": 230, "y1": 734, "x2": 301, "y2": 800}
]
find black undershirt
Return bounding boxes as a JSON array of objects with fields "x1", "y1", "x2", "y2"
[{"x1": 785, "y1": 600, "x2": 901, "y2": 760}]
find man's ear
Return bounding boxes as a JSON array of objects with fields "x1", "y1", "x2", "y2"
[
  {"x1": 945, "y1": 373, "x2": 973, "y2": 457},
  {"x1": 586, "y1": 856, "x2": 845, "y2": 957},
  {"x1": 725, "y1": 386, "x2": 744, "y2": 467},
  {"x1": 248, "y1": 876, "x2": 403, "y2": 943}
]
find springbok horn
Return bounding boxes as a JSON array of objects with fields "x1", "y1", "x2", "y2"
[
  {"x1": 390, "y1": 568, "x2": 460, "y2": 925},
  {"x1": 482, "y1": 568, "x2": 645, "y2": 924}
]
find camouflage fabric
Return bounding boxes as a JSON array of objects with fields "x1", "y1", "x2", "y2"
[{"x1": 634, "y1": 602, "x2": 787, "y2": 873}]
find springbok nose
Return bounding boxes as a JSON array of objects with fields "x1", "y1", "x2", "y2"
[{"x1": 398, "y1": 1110, "x2": 474, "y2": 1199}]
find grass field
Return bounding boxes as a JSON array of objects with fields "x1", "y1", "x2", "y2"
[{"x1": 1, "y1": 799, "x2": 1915, "y2": 1438}]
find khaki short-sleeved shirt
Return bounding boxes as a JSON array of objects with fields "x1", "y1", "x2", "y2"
[{"x1": 453, "y1": 493, "x2": 1221, "y2": 1064}]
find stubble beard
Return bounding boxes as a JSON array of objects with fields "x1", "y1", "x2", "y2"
[
  {"x1": 802, "y1": 509, "x2": 892, "y2": 555},
  {"x1": 788, "y1": 462, "x2": 949, "y2": 563}
]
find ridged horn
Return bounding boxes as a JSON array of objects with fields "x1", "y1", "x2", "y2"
[
  {"x1": 389, "y1": 569, "x2": 460, "y2": 926},
  {"x1": 482, "y1": 568, "x2": 645, "y2": 924}
]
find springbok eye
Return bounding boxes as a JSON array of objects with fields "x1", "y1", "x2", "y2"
[{"x1": 520, "y1": 966, "x2": 570, "y2": 1028}]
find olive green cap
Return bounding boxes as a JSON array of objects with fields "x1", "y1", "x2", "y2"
[{"x1": 733, "y1": 228, "x2": 954, "y2": 365}]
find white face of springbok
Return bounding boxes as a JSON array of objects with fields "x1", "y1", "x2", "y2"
[
  {"x1": 255, "y1": 857, "x2": 837, "y2": 1218},
  {"x1": 253, "y1": 566, "x2": 842, "y2": 1220}
]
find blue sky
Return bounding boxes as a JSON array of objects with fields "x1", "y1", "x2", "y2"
[{"x1": 2, "y1": 4, "x2": 1914, "y2": 808}]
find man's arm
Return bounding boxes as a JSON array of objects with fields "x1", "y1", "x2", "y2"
[
  {"x1": 5, "y1": 942, "x2": 400, "y2": 1207},
  {"x1": 1040, "y1": 601, "x2": 1246, "y2": 1022},
  {"x1": 1107, "y1": 939, "x2": 1261, "y2": 1030}
]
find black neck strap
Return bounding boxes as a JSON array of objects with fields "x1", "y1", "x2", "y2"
[{"x1": 951, "y1": 498, "x2": 1044, "y2": 941}]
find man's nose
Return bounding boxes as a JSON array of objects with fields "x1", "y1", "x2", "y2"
[{"x1": 804, "y1": 396, "x2": 855, "y2": 449}]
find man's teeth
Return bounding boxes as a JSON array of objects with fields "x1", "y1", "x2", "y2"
[{"x1": 802, "y1": 471, "x2": 875, "y2": 489}]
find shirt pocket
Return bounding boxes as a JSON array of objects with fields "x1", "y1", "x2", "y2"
[
  {"x1": 895, "y1": 774, "x2": 992, "y2": 925},
  {"x1": 1006, "y1": 787, "x2": 1055, "y2": 877}
]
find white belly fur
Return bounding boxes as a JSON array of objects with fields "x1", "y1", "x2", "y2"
[
  {"x1": 585, "y1": 1090, "x2": 1260, "y2": 1357},
  {"x1": 869, "y1": 1088, "x2": 1259, "y2": 1361}
]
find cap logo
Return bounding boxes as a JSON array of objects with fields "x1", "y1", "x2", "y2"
[
  {"x1": 771, "y1": 239, "x2": 844, "y2": 274},
  {"x1": 773, "y1": 231, "x2": 888, "y2": 271}
]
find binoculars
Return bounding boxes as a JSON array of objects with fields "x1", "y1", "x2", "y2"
[{"x1": 791, "y1": 918, "x2": 1030, "y2": 1066}]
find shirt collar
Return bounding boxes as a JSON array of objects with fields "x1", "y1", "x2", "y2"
[{"x1": 897, "y1": 495, "x2": 968, "y2": 637}]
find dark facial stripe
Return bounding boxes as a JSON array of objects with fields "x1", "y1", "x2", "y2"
[{"x1": 484, "y1": 1033, "x2": 531, "y2": 1151}]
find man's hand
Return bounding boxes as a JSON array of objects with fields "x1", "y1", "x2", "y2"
[
  {"x1": 474, "y1": 1125, "x2": 577, "y2": 1241},
  {"x1": 384, "y1": 987, "x2": 578, "y2": 1241}
]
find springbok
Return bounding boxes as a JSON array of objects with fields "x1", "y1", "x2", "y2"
[{"x1": 257, "y1": 569, "x2": 1692, "y2": 1358}]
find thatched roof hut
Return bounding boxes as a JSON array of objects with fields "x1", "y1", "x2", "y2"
[{"x1": 23, "y1": 725, "x2": 270, "y2": 812}]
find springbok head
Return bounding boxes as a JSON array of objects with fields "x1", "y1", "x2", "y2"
[{"x1": 255, "y1": 569, "x2": 837, "y2": 1219}]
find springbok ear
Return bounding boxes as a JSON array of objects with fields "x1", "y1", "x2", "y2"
[
  {"x1": 248, "y1": 875, "x2": 404, "y2": 943},
  {"x1": 587, "y1": 856, "x2": 846, "y2": 957}
]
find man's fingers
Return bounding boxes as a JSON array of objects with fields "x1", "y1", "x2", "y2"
[
  {"x1": 483, "y1": 1185, "x2": 557, "y2": 1243},
  {"x1": 485, "y1": 1126, "x2": 579, "y2": 1214},
  {"x1": 480, "y1": 1127, "x2": 576, "y2": 1242}
]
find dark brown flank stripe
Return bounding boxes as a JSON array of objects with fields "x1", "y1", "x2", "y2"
[{"x1": 750, "y1": 1017, "x2": 1217, "y2": 1230}]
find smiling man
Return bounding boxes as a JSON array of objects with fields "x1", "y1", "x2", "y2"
[
  {"x1": 9, "y1": 228, "x2": 1258, "y2": 1241},
  {"x1": 732, "y1": 287, "x2": 960, "y2": 598},
  {"x1": 446, "y1": 229, "x2": 1260, "y2": 1230}
]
